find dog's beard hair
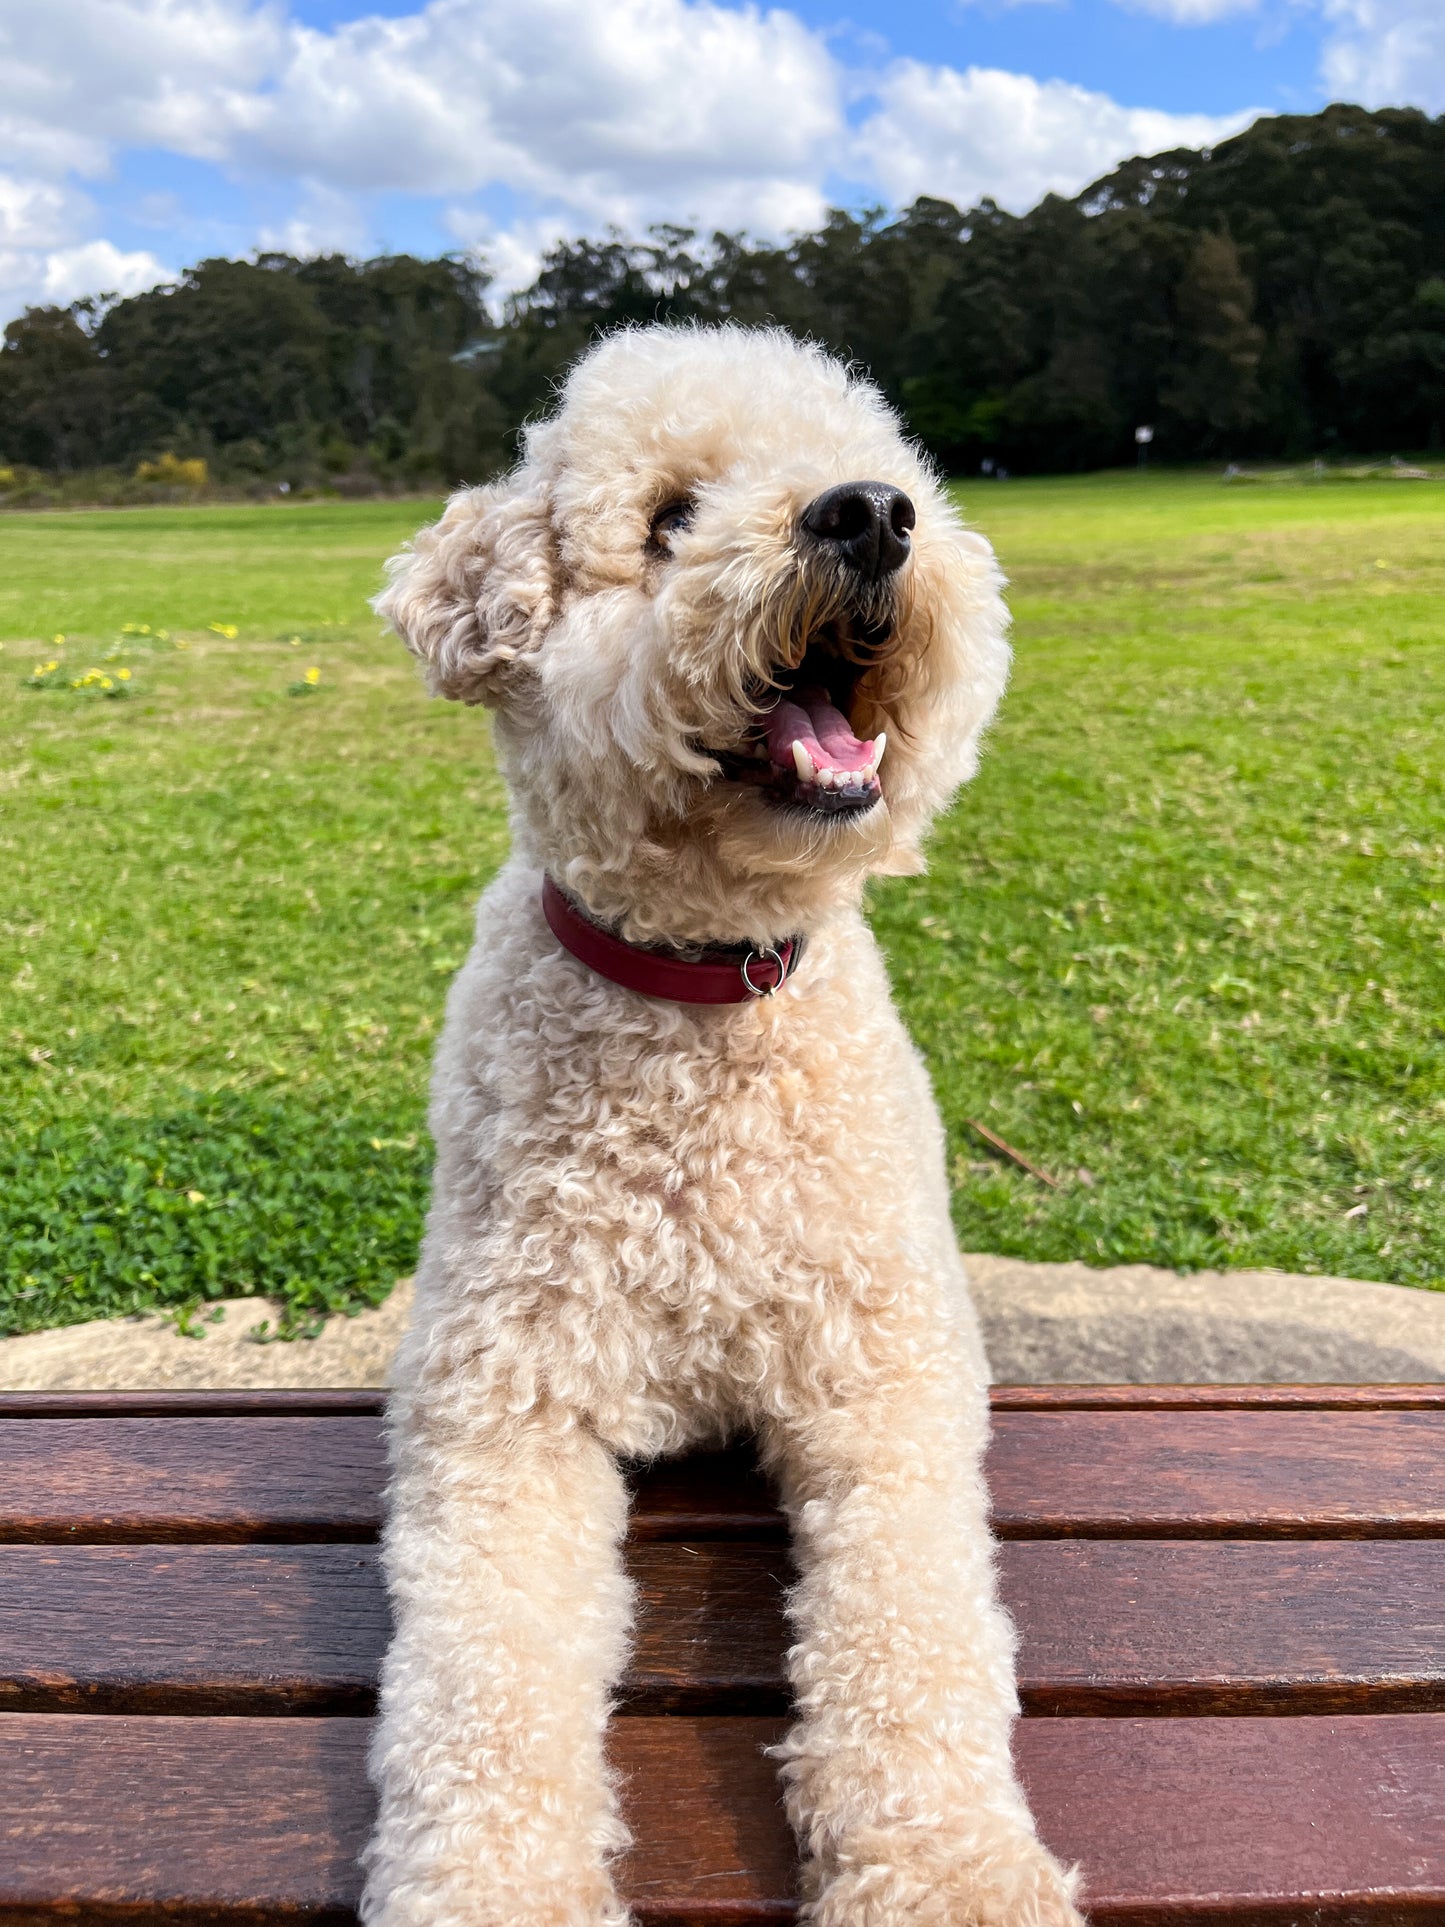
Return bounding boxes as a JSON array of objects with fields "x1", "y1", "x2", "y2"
[{"x1": 696, "y1": 550, "x2": 921, "y2": 756}]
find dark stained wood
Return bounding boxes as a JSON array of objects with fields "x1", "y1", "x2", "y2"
[
  {"x1": 625, "y1": 1544, "x2": 793, "y2": 1714},
  {"x1": 0, "y1": 1714, "x2": 372, "y2": 1923},
  {"x1": 1014, "y1": 1714, "x2": 1445, "y2": 1921},
  {"x1": 0, "y1": 1542, "x2": 793, "y2": 1719},
  {"x1": 1003, "y1": 1539, "x2": 1445, "y2": 1717},
  {"x1": 625, "y1": 1450, "x2": 784, "y2": 1543},
  {"x1": 4, "y1": 1386, "x2": 1441, "y2": 1423},
  {"x1": 0, "y1": 1418, "x2": 386, "y2": 1544},
  {"x1": 5, "y1": 1409, "x2": 1444, "y2": 1545},
  {"x1": 989, "y1": 1409, "x2": 1445, "y2": 1539},
  {"x1": 4, "y1": 1712, "x2": 1443, "y2": 1923},
  {"x1": 0, "y1": 1545, "x2": 390, "y2": 1717},
  {"x1": 613, "y1": 1717, "x2": 796, "y2": 1923},
  {"x1": 0, "y1": 1714, "x2": 792, "y2": 1925},
  {"x1": 6, "y1": 1538, "x2": 1445, "y2": 1721},
  {"x1": 991, "y1": 1385, "x2": 1445, "y2": 1412},
  {"x1": 0, "y1": 1390, "x2": 389, "y2": 1419},
  {"x1": 0, "y1": 1422, "x2": 787, "y2": 1546}
]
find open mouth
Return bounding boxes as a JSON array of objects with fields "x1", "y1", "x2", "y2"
[{"x1": 718, "y1": 621, "x2": 890, "y2": 816}]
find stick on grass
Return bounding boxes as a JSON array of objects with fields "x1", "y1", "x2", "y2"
[{"x1": 966, "y1": 1120, "x2": 1058, "y2": 1188}]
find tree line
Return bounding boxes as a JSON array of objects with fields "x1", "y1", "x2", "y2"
[{"x1": 2, "y1": 103, "x2": 1441, "y2": 487}]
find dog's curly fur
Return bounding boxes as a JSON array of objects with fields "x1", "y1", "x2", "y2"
[{"x1": 363, "y1": 324, "x2": 1084, "y2": 1927}]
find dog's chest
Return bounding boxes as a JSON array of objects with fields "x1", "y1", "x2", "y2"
[{"x1": 466, "y1": 972, "x2": 927, "y2": 1306}]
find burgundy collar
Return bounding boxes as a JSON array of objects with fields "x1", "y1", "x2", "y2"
[{"x1": 542, "y1": 876, "x2": 805, "y2": 1005}]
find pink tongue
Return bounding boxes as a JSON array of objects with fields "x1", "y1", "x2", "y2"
[{"x1": 764, "y1": 684, "x2": 872, "y2": 773}]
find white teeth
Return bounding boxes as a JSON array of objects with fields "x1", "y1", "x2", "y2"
[
  {"x1": 821, "y1": 767, "x2": 837, "y2": 789},
  {"x1": 861, "y1": 763, "x2": 875, "y2": 784},
  {"x1": 872, "y1": 732, "x2": 888, "y2": 768},
  {"x1": 792, "y1": 741, "x2": 816, "y2": 784}
]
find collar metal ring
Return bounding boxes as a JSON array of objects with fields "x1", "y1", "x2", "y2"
[{"x1": 740, "y1": 947, "x2": 785, "y2": 998}]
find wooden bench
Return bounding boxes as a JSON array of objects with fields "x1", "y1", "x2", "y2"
[{"x1": 2, "y1": 1384, "x2": 1443, "y2": 1922}]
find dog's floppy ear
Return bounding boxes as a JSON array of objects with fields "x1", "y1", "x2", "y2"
[{"x1": 374, "y1": 477, "x2": 555, "y2": 705}]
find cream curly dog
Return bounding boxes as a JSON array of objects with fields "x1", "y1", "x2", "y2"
[{"x1": 364, "y1": 324, "x2": 1083, "y2": 1927}]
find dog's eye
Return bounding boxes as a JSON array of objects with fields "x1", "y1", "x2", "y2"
[{"x1": 647, "y1": 496, "x2": 696, "y2": 554}]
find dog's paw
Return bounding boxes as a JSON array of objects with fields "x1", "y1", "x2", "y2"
[
  {"x1": 806, "y1": 1833, "x2": 1084, "y2": 1927},
  {"x1": 948, "y1": 1842, "x2": 1084, "y2": 1927}
]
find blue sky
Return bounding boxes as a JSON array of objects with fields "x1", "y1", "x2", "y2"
[{"x1": 1, "y1": 0, "x2": 1440, "y2": 322}]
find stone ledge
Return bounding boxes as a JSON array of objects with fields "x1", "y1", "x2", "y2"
[
  {"x1": 0, "y1": 1284, "x2": 416, "y2": 1391},
  {"x1": 966, "y1": 1254, "x2": 1445, "y2": 1384},
  {"x1": 2, "y1": 1261, "x2": 1442, "y2": 1390}
]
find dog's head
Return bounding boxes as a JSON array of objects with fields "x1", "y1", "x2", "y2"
[{"x1": 377, "y1": 324, "x2": 1009, "y2": 945}]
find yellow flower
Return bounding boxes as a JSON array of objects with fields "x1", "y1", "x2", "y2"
[
  {"x1": 117, "y1": 667, "x2": 132, "y2": 680},
  {"x1": 304, "y1": 665, "x2": 321, "y2": 685},
  {"x1": 186, "y1": 1189, "x2": 206, "y2": 1204},
  {"x1": 52, "y1": 633, "x2": 64, "y2": 645},
  {"x1": 288, "y1": 636, "x2": 301, "y2": 646},
  {"x1": 209, "y1": 622, "x2": 239, "y2": 638}
]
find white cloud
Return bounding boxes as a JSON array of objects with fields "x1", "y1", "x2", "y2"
[
  {"x1": 0, "y1": 175, "x2": 166, "y2": 322},
  {"x1": 221, "y1": 0, "x2": 843, "y2": 237},
  {"x1": 0, "y1": 1, "x2": 281, "y2": 174},
  {"x1": 1320, "y1": 0, "x2": 1445, "y2": 113},
  {"x1": 255, "y1": 184, "x2": 372, "y2": 260},
  {"x1": 0, "y1": 0, "x2": 843, "y2": 319},
  {"x1": 1114, "y1": 0, "x2": 1261, "y2": 20},
  {"x1": 41, "y1": 241, "x2": 172, "y2": 304},
  {"x1": 9, "y1": 0, "x2": 1442, "y2": 329},
  {"x1": 441, "y1": 209, "x2": 575, "y2": 307},
  {"x1": 0, "y1": 239, "x2": 171, "y2": 321},
  {"x1": 0, "y1": 0, "x2": 841, "y2": 222},
  {"x1": 853, "y1": 64, "x2": 1255, "y2": 215},
  {"x1": 0, "y1": 176, "x2": 88, "y2": 251}
]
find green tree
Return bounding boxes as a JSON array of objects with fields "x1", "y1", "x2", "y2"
[
  {"x1": 1161, "y1": 231, "x2": 1265, "y2": 445},
  {"x1": 0, "y1": 303, "x2": 112, "y2": 470}
]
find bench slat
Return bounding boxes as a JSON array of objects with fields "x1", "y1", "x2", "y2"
[
  {"x1": 0, "y1": 1545, "x2": 389, "y2": 1717},
  {"x1": 3, "y1": 1712, "x2": 1442, "y2": 1922},
  {"x1": 4, "y1": 1539, "x2": 1443, "y2": 1721},
  {"x1": 0, "y1": 1543, "x2": 792, "y2": 1718},
  {"x1": 987, "y1": 1410, "x2": 1445, "y2": 1539},
  {"x1": 0, "y1": 1418, "x2": 386, "y2": 1544},
  {"x1": 3, "y1": 1411, "x2": 1443, "y2": 1544},
  {"x1": 3, "y1": 1387, "x2": 1443, "y2": 1420},
  {"x1": 0, "y1": 1424, "x2": 779, "y2": 1545},
  {"x1": 1006, "y1": 1538, "x2": 1445, "y2": 1716}
]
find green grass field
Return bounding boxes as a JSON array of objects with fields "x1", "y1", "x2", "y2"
[{"x1": 2, "y1": 475, "x2": 1441, "y2": 1338}]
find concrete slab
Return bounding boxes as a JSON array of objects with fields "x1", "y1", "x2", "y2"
[
  {"x1": 0, "y1": 1283, "x2": 415, "y2": 1391},
  {"x1": 966, "y1": 1254, "x2": 1445, "y2": 1384},
  {"x1": 2, "y1": 1262, "x2": 1442, "y2": 1390}
]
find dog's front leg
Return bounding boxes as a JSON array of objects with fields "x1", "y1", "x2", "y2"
[
  {"x1": 361, "y1": 1401, "x2": 633, "y2": 1927},
  {"x1": 763, "y1": 1366, "x2": 1083, "y2": 1927}
]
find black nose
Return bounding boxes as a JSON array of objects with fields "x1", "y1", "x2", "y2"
[{"x1": 801, "y1": 481, "x2": 915, "y2": 579}]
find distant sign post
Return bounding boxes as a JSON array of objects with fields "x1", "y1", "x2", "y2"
[{"x1": 1135, "y1": 424, "x2": 1154, "y2": 469}]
